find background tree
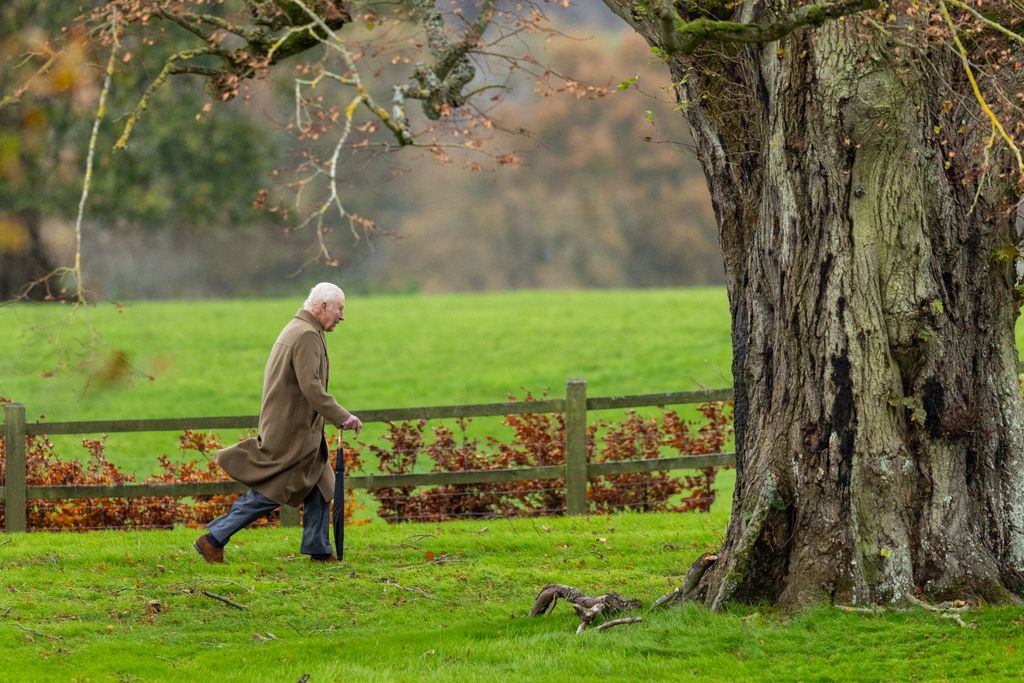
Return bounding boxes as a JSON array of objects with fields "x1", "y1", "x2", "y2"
[{"x1": 0, "y1": 0, "x2": 276, "y2": 300}]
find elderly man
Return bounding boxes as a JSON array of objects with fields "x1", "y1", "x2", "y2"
[{"x1": 194, "y1": 282, "x2": 363, "y2": 564}]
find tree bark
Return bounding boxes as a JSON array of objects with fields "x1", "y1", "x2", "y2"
[{"x1": 602, "y1": 4, "x2": 1024, "y2": 608}]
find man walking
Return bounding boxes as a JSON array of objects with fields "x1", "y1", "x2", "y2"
[{"x1": 194, "y1": 282, "x2": 362, "y2": 564}]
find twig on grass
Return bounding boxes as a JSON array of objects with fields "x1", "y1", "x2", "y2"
[
  {"x1": 201, "y1": 590, "x2": 248, "y2": 610},
  {"x1": 397, "y1": 533, "x2": 439, "y2": 549},
  {"x1": 0, "y1": 539, "x2": 13, "y2": 547},
  {"x1": 396, "y1": 553, "x2": 462, "y2": 569},
  {"x1": 14, "y1": 623, "x2": 59, "y2": 640},
  {"x1": 378, "y1": 577, "x2": 433, "y2": 598}
]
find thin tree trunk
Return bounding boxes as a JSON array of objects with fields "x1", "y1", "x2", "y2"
[
  {"x1": 0, "y1": 209, "x2": 59, "y2": 301},
  {"x1": 602, "y1": 5, "x2": 1024, "y2": 608}
]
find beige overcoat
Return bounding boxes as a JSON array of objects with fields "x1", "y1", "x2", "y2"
[{"x1": 216, "y1": 309, "x2": 352, "y2": 507}]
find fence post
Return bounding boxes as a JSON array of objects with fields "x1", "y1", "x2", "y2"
[
  {"x1": 4, "y1": 403, "x2": 27, "y2": 533},
  {"x1": 565, "y1": 379, "x2": 588, "y2": 516},
  {"x1": 280, "y1": 505, "x2": 300, "y2": 528}
]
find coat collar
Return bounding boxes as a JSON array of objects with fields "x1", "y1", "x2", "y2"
[{"x1": 295, "y1": 308, "x2": 324, "y2": 332}]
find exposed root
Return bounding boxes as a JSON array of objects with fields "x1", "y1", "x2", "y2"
[
  {"x1": 837, "y1": 596, "x2": 977, "y2": 628},
  {"x1": 710, "y1": 476, "x2": 779, "y2": 611},
  {"x1": 652, "y1": 552, "x2": 719, "y2": 609}
]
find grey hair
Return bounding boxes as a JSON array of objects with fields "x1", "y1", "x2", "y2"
[{"x1": 303, "y1": 282, "x2": 344, "y2": 310}]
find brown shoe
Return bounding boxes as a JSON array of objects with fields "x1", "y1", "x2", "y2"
[
  {"x1": 194, "y1": 535, "x2": 224, "y2": 564},
  {"x1": 310, "y1": 554, "x2": 340, "y2": 563}
]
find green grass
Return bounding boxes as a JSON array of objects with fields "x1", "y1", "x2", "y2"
[
  {"x1": 0, "y1": 289, "x2": 733, "y2": 418},
  {"x1": 1, "y1": 511, "x2": 1020, "y2": 682},
  {"x1": 0, "y1": 289, "x2": 733, "y2": 477}
]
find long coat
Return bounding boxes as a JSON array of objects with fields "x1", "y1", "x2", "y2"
[{"x1": 216, "y1": 309, "x2": 352, "y2": 507}]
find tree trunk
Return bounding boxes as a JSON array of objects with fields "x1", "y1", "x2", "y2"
[
  {"x1": 602, "y1": 6, "x2": 1024, "y2": 608},
  {"x1": 0, "y1": 209, "x2": 60, "y2": 301}
]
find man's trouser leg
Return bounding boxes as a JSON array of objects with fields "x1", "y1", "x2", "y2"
[
  {"x1": 206, "y1": 489, "x2": 279, "y2": 546},
  {"x1": 299, "y1": 485, "x2": 332, "y2": 556}
]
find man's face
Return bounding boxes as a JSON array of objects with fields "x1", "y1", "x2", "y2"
[{"x1": 316, "y1": 296, "x2": 346, "y2": 332}]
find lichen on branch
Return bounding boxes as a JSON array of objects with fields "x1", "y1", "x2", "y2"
[{"x1": 651, "y1": 0, "x2": 881, "y2": 55}]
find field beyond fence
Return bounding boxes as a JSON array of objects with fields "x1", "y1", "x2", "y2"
[{"x1": 1, "y1": 380, "x2": 735, "y2": 533}]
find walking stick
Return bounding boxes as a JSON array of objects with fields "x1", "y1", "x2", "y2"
[{"x1": 333, "y1": 435, "x2": 345, "y2": 560}]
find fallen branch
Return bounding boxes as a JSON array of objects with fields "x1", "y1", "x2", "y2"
[
  {"x1": 594, "y1": 617, "x2": 643, "y2": 631},
  {"x1": 201, "y1": 590, "x2": 247, "y2": 610},
  {"x1": 530, "y1": 583, "x2": 641, "y2": 634}
]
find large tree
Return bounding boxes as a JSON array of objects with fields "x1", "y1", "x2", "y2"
[
  {"x1": 31, "y1": 0, "x2": 1024, "y2": 607},
  {"x1": 606, "y1": 0, "x2": 1024, "y2": 609}
]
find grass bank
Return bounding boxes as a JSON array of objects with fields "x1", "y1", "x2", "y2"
[{"x1": 1, "y1": 510, "x2": 1019, "y2": 682}]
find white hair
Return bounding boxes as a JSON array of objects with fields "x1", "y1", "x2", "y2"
[{"x1": 303, "y1": 282, "x2": 344, "y2": 310}]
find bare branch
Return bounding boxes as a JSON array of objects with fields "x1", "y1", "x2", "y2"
[
  {"x1": 943, "y1": 0, "x2": 1024, "y2": 46},
  {"x1": 0, "y1": 52, "x2": 58, "y2": 112},
  {"x1": 71, "y1": 9, "x2": 121, "y2": 303},
  {"x1": 113, "y1": 48, "x2": 216, "y2": 151},
  {"x1": 938, "y1": 0, "x2": 1024, "y2": 177}
]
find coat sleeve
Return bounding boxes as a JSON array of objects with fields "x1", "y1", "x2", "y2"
[{"x1": 292, "y1": 330, "x2": 352, "y2": 427}]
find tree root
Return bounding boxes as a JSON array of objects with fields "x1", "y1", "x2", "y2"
[
  {"x1": 835, "y1": 596, "x2": 977, "y2": 628},
  {"x1": 710, "y1": 476, "x2": 779, "y2": 611},
  {"x1": 529, "y1": 584, "x2": 642, "y2": 633},
  {"x1": 652, "y1": 552, "x2": 719, "y2": 609}
]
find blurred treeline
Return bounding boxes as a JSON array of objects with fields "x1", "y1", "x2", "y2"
[{"x1": 0, "y1": 2, "x2": 720, "y2": 300}]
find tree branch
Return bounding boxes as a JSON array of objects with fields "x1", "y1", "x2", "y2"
[
  {"x1": 945, "y1": 0, "x2": 1024, "y2": 46},
  {"x1": 657, "y1": 0, "x2": 882, "y2": 55}
]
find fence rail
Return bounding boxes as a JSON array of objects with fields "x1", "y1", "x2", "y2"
[{"x1": 2, "y1": 380, "x2": 735, "y2": 532}]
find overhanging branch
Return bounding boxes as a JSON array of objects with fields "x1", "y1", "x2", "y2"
[{"x1": 656, "y1": 0, "x2": 881, "y2": 55}]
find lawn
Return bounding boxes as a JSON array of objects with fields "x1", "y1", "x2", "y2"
[
  {"x1": 3, "y1": 291, "x2": 1023, "y2": 680},
  {"x1": 0, "y1": 289, "x2": 733, "y2": 418},
  {"x1": 0, "y1": 289, "x2": 734, "y2": 478},
  {"x1": 1, "y1": 510, "x2": 1020, "y2": 682}
]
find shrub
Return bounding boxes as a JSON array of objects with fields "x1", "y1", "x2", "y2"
[
  {"x1": 0, "y1": 396, "x2": 732, "y2": 530},
  {"x1": 355, "y1": 397, "x2": 734, "y2": 523}
]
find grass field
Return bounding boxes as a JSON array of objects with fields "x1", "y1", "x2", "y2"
[
  {"x1": 0, "y1": 289, "x2": 734, "y2": 479},
  {"x1": 1, "y1": 510, "x2": 1021, "y2": 682},
  {"x1": 3, "y1": 291, "x2": 1024, "y2": 681},
  {"x1": 0, "y1": 289, "x2": 732, "y2": 418}
]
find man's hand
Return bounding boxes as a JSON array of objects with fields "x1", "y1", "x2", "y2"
[{"x1": 342, "y1": 414, "x2": 363, "y2": 435}]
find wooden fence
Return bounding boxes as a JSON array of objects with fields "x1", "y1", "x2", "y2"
[{"x1": 1, "y1": 380, "x2": 736, "y2": 533}]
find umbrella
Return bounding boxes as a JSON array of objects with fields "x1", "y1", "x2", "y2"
[{"x1": 332, "y1": 439, "x2": 345, "y2": 560}]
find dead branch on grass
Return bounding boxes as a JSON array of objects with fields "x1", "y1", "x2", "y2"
[
  {"x1": 200, "y1": 590, "x2": 247, "y2": 610},
  {"x1": 530, "y1": 583, "x2": 642, "y2": 634}
]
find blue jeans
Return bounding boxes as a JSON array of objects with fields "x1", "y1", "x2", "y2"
[{"x1": 206, "y1": 485, "x2": 331, "y2": 556}]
